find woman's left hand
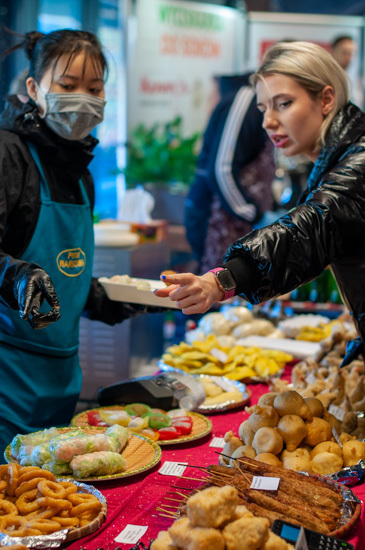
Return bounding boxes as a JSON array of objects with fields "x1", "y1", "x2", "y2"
[{"x1": 154, "y1": 272, "x2": 224, "y2": 314}]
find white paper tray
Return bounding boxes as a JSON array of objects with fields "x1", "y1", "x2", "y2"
[
  {"x1": 236, "y1": 335, "x2": 321, "y2": 358},
  {"x1": 99, "y1": 277, "x2": 179, "y2": 309}
]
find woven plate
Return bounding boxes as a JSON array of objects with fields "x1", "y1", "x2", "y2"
[
  {"x1": 71, "y1": 408, "x2": 212, "y2": 446},
  {"x1": 0, "y1": 478, "x2": 106, "y2": 547},
  {"x1": 5, "y1": 427, "x2": 161, "y2": 481}
]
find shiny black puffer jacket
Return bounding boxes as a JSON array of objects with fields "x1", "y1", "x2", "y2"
[{"x1": 222, "y1": 102, "x2": 365, "y2": 343}]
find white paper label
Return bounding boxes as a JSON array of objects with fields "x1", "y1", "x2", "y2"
[
  {"x1": 210, "y1": 347, "x2": 229, "y2": 363},
  {"x1": 250, "y1": 476, "x2": 280, "y2": 491},
  {"x1": 159, "y1": 461, "x2": 188, "y2": 476},
  {"x1": 329, "y1": 404, "x2": 346, "y2": 422},
  {"x1": 305, "y1": 371, "x2": 317, "y2": 385},
  {"x1": 332, "y1": 427, "x2": 343, "y2": 447},
  {"x1": 295, "y1": 527, "x2": 309, "y2": 550},
  {"x1": 209, "y1": 437, "x2": 225, "y2": 448},
  {"x1": 115, "y1": 524, "x2": 148, "y2": 544}
]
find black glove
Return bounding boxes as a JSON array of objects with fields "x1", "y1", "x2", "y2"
[{"x1": 13, "y1": 264, "x2": 60, "y2": 330}]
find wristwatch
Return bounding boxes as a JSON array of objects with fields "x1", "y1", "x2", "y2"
[{"x1": 209, "y1": 267, "x2": 236, "y2": 301}]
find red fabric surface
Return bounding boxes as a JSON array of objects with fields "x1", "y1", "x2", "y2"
[{"x1": 66, "y1": 366, "x2": 365, "y2": 550}]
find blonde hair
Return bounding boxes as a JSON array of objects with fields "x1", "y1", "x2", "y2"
[{"x1": 250, "y1": 41, "x2": 350, "y2": 149}]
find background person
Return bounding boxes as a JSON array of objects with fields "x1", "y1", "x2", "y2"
[
  {"x1": 0, "y1": 29, "x2": 152, "y2": 458},
  {"x1": 184, "y1": 73, "x2": 276, "y2": 275},
  {"x1": 156, "y1": 41, "x2": 365, "y2": 364}
]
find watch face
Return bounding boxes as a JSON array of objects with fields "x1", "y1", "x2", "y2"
[{"x1": 217, "y1": 269, "x2": 236, "y2": 291}]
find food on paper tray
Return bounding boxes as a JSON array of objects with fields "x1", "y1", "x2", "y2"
[
  {"x1": 109, "y1": 274, "x2": 151, "y2": 289},
  {"x1": 199, "y1": 377, "x2": 243, "y2": 407},
  {"x1": 9, "y1": 425, "x2": 129, "y2": 477},
  {"x1": 220, "y1": 389, "x2": 365, "y2": 475},
  {"x1": 0, "y1": 463, "x2": 103, "y2": 537},
  {"x1": 151, "y1": 485, "x2": 295, "y2": 550},
  {"x1": 162, "y1": 334, "x2": 292, "y2": 380},
  {"x1": 85, "y1": 404, "x2": 194, "y2": 441}
]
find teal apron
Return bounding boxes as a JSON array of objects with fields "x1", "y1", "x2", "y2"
[{"x1": 0, "y1": 143, "x2": 94, "y2": 455}]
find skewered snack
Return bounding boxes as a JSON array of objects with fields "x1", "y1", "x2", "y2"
[{"x1": 207, "y1": 458, "x2": 343, "y2": 534}]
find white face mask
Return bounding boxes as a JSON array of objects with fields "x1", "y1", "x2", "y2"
[{"x1": 40, "y1": 92, "x2": 105, "y2": 141}]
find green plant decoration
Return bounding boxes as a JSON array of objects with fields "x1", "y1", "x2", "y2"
[{"x1": 121, "y1": 116, "x2": 201, "y2": 188}]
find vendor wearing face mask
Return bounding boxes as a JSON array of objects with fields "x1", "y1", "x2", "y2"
[{"x1": 0, "y1": 29, "x2": 149, "y2": 457}]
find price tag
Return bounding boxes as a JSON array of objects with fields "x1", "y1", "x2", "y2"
[
  {"x1": 329, "y1": 404, "x2": 346, "y2": 422},
  {"x1": 332, "y1": 427, "x2": 343, "y2": 447},
  {"x1": 210, "y1": 347, "x2": 228, "y2": 363},
  {"x1": 295, "y1": 527, "x2": 309, "y2": 550},
  {"x1": 250, "y1": 476, "x2": 280, "y2": 491},
  {"x1": 115, "y1": 524, "x2": 148, "y2": 544},
  {"x1": 209, "y1": 437, "x2": 225, "y2": 448},
  {"x1": 159, "y1": 461, "x2": 188, "y2": 476},
  {"x1": 305, "y1": 371, "x2": 317, "y2": 385}
]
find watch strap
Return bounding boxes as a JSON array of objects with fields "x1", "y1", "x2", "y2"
[{"x1": 208, "y1": 268, "x2": 235, "y2": 301}]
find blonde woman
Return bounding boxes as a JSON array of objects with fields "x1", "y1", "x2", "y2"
[{"x1": 156, "y1": 41, "x2": 365, "y2": 362}]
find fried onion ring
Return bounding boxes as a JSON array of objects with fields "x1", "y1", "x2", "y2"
[
  {"x1": 58, "y1": 481, "x2": 77, "y2": 496},
  {"x1": 5, "y1": 464, "x2": 19, "y2": 497},
  {"x1": 51, "y1": 514, "x2": 80, "y2": 527},
  {"x1": 37, "y1": 496, "x2": 72, "y2": 511},
  {"x1": 26, "y1": 518, "x2": 61, "y2": 533},
  {"x1": 25, "y1": 506, "x2": 59, "y2": 520},
  {"x1": 0, "y1": 464, "x2": 9, "y2": 479},
  {"x1": 15, "y1": 477, "x2": 48, "y2": 498},
  {"x1": 0, "y1": 499, "x2": 17, "y2": 517},
  {"x1": 0, "y1": 481, "x2": 7, "y2": 492},
  {"x1": 16, "y1": 489, "x2": 40, "y2": 515},
  {"x1": 18, "y1": 469, "x2": 55, "y2": 485},
  {"x1": 0, "y1": 515, "x2": 27, "y2": 536},
  {"x1": 37, "y1": 480, "x2": 66, "y2": 499}
]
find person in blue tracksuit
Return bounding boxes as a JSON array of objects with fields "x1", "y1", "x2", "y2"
[{"x1": 0, "y1": 29, "x2": 150, "y2": 459}]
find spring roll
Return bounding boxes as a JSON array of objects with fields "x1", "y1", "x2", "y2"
[
  {"x1": 105, "y1": 425, "x2": 129, "y2": 452},
  {"x1": 11, "y1": 427, "x2": 60, "y2": 458},
  {"x1": 50, "y1": 433, "x2": 114, "y2": 462},
  {"x1": 70, "y1": 451, "x2": 128, "y2": 478},
  {"x1": 18, "y1": 446, "x2": 34, "y2": 466},
  {"x1": 43, "y1": 460, "x2": 73, "y2": 475}
]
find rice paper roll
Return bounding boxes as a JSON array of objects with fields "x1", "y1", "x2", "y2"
[
  {"x1": 70, "y1": 451, "x2": 127, "y2": 478},
  {"x1": 43, "y1": 460, "x2": 73, "y2": 475},
  {"x1": 18, "y1": 446, "x2": 34, "y2": 466},
  {"x1": 50, "y1": 433, "x2": 114, "y2": 462},
  {"x1": 11, "y1": 427, "x2": 60, "y2": 459},
  {"x1": 30, "y1": 442, "x2": 52, "y2": 467},
  {"x1": 105, "y1": 425, "x2": 129, "y2": 452}
]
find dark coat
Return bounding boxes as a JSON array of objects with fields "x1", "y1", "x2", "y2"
[
  {"x1": 0, "y1": 95, "x2": 141, "y2": 324},
  {"x1": 223, "y1": 102, "x2": 365, "y2": 343}
]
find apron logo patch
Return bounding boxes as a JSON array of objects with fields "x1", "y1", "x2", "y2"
[{"x1": 57, "y1": 248, "x2": 86, "y2": 277}]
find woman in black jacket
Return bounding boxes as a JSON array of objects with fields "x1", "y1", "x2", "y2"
[
  {"x1": 156, "y1": 41, "x2": 365, "y2": 359},
  {"x1": 0, "y1": 29, "x2": 148, "y2": 456}
]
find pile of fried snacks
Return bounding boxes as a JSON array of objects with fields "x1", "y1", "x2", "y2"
[
  {"x1": 295, "y1": 321, "x2": 338, "y2": 342},
  {"x1": 0, "y1": 463, "x2": 102, "y2": 537},
  {"x1": 162, "y1": 335, "x2": 292, "y2": 380}
]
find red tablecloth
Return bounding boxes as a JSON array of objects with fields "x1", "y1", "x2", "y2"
[{"x1": 67, "y1": 366, "x2": 365, "y2": 550}]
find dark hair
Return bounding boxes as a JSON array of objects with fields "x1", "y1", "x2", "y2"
[
  {"x1": 331, "y1": 35, "x2": 354, "y2": 49},
  {"x1": 3, "y1": 28, "x2": 108, "y2": 83}
]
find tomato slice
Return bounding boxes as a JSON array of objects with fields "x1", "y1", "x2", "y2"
[
  {"x1": 169, "y1": 420, "x2": 192, "y2": 435},
  {"x1": 157, "y1": 426, "x2": 182, "y2": 440},
  {"x1": 87, "y1": 411, "x2": 108, "y2": 426}
]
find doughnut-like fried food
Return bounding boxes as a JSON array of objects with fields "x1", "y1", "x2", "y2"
[
  {"x1": 187, "y1": 486, "x2": 238, "y2": 528},
  {"x1": 150, "y1": 530, "x2": 178, "y2": 550},
  {"x1": 261, "y1": 531, "x2": 295, "y2": 550},
  {"x1": 222, "y1": 517, "x2": 269, "y2": 550},
  {"x1": 168, "y1": 516, "x2": 225, "y2": 550}
]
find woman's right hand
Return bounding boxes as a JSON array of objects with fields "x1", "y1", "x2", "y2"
[{"x1": 154, "y1": 271, "x2": 224, "y2": 314}]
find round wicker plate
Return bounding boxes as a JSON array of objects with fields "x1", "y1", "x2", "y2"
[
  {"x1": 71, "y1": 408, "x2": 212, "y2": 446},
  {"x1": 0, "y1": 478, "x2": 106, "y2": 547},
  {"x1": 5, "y1": 427, "x2": 161, "y2": 481}
]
